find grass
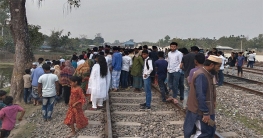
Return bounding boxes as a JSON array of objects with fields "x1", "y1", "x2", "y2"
[
  {"x1": 0, "y1": 86, "x2": 10, "y2": 93},
  {"x1": 12, "y1": 103, "x2": 40, "y2": 138},
  {"x1": 216, "y1": 104, "x2": 263, "y2": 135},
  {"x1": 0, "y1": 62, "x2": 14, "y2": 67}
]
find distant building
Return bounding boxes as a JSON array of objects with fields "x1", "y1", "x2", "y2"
[
  {"x1": 40, "y1": 45, "x2": 52, "y2": 52},
  {"x1": 123, "y1": 39, "x2": 135, "y2": 48}
]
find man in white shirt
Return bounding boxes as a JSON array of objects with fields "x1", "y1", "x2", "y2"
[
  {"x1": 105, "y1": 49, "x2": 112, "y2": 71},
  {"x1": 38, "y1": 64, "x2": 59, "y2": 121},
  {"x1": 217, "y1": 51, "x2": 225, "y2": 86},
  {"x1": 140, "y1": 50, "x2": 153, "y2": 110},
  {"x1": 167, "y1": 42, "x2": 183, "y2": 103},
  {"x1": 121, "y1": 50, "x2": 132, "y2": 90},
  {"x1": 77, "y1": 55, "x2": 85, "y2": 66},
  {"x1": 247, "y1": 51, "x2": 255, "y2": 68}
]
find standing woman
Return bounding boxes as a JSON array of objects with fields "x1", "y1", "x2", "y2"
[
  {"x1": 74, "y1": 59, "x2": 94, "y2": 104},
  {"x1": 54, "y1": 65, "x2": 62, "y2": 97},
  {"x1": 60, "y1": 60, "x2": 75, "y2": 105},
  {"x1": 87, "y1": 55, "x2": 111, "y2": 110}
]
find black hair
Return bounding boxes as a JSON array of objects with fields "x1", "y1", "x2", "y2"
[
  {"x1": 99, "y1": 51, "x2": 105, "y2": 56},
  {"x1": 218, "y1": 51, "x2": 223, "y2": 55},
  {"x1": 42, "y1": 64, "x2": 50, "y2": 71},
  {"x1": 203, "y1": 59, "x2": 220, "y2": 66},
  {"x1": 170, "y1": 42, "x2": 178, "y2": 46},
  {"x1": 105, "y1": 49, "x2": 110, "y2": 54},
  {"x1": 54, "y1": 60, "x2": 60, "y2": 65},
  {"x1": 113, "y1": 46, "x2": 118, "y2": 51},
  {"x1": 191, "y1": 46, "x2": 200, "y2": 52},
  {"x1": 142, "y1": 50, "x2": 149, "y2": 54},
  {"x1": 25, "y1": 69, "x2": 31, "y2": 74},
  {"x1": 47, "y1": 61, "x2": 51, "y2": 65},
  {"x1": 3, "y1": 96, "x2": 13, "y2": 106},
  {"x1": 70, "y1": 76, "x2": 82, "y2": 86},
  {"x1": 238, "y1": 52, "x2": 243, "y2": 54},
  {"x1": 143, "y1": 45, "x2": 148, "y2": 49},
  {"x1": 157, "y1": 51, "x2": 164, "y2": 58},
  {"x1": 79, "y1": 55, "x2": 84, "y2": 60},
  {"x1": 138, "y1": 46, "x2": 142, "y2": 50},
  {"x1": 212, "y1": 48, "x2": 218, "y2": 52},
  {"x1": 124, "y1": 50, "x2": 129, "y2": 55},
  {"x1": 93, "y1": 47, "x2": 98, "y2": 52},
  {"x1": 0, "y1": 90, "x2": 7, "y2": 97},
  {"x1": 38, "y1": 58, "x2": 44, "y2": 62},
  {"x1": 97, "y1": 55, "x2": 108, "y2": 77},
  {"x1": 207, "y1": 51, "x2": 213, "y2": 55},
  {"x1": 152, "y1": 46, "x2": 157, "y2": 50},
  {"x1": 195, "y1": 53, "x2": 205, "y2": 64},
  {"x1": 72, "y1": 56, "x2": 78, "y2": 61},
  {"x1": 180, "y1": 48, "x2": 189, "y2": 55}
]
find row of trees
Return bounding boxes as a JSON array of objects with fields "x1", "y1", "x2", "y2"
[{"x1": 156, "y1": 35, "x2": 263, "y2": 50}]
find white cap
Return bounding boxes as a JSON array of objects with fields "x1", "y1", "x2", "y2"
[{"x1": 60, "y1": 59, "x2": 65, "y2": 63}]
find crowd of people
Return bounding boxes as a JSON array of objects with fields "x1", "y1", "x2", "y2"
[{"x1": 1, "y1": 42, "x2": 255, "y2": 137}]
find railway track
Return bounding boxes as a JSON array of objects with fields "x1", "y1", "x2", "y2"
[
  {"x1": 223, "y1": 74, "x2": 263, "y2": 95},
  {"x1": 81, "y1": 83, "x2": 243, "y2": 138}
]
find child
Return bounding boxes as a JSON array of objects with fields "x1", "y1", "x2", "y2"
[
  {"x1": 0, "y1": 96, "x2": 25, "y2": 138},
  {"x1": 64, "y1": 76, "x2": 88, "y2": 137},
  {"x1": 154, "y1": 51, "x2": 168, "y2": 102},
  {"x1": 23, "y1": 69, "x2": 32, "y2": 104},
  {"x1": 140, "y1": 50, "x2": 153, "y2": 110}
]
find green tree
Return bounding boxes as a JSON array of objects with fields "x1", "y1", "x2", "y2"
[
  {"x1": 164, "y1": 35, "x2": 170, "y2": 43},
  {"x1": 28, "y1": 24, "x2": 44, "y2": 50},
  {"x1": 48, "y1": 30, "x2": 63, "y2": 50}
]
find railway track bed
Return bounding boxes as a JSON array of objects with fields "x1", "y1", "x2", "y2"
[{"x1": 224, "y1": 74, "x2": 263, "y2": 95}]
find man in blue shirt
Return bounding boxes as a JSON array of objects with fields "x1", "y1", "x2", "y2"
[
  {"x1": 155, "y1": 51, "x2": 168, "y2": 102},
  {"x1": 31, "y1": 65, "x2": 44, "y2": 105},
  {"x1": 111, "y1": 46, "x2": 122, "y2": 91},
  {"x1": 236, "y1": 52, "x2": 245, "y2": 77}
]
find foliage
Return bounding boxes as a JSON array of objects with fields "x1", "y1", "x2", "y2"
[
  {"x1": 28, "y1": 24, "x2": 44, "y2": 50},
  {"x1": 93, "y1": 36, "x2": 104, "y2": 45}
]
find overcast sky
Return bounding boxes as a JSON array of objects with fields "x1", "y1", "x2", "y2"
[{"x1": 26, "y1": 0, "x2": 263, "y2": 43}]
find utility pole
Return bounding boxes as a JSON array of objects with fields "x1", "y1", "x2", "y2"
[{"x1": 241, "y1": 40, "x2": 242, "y2": 52}]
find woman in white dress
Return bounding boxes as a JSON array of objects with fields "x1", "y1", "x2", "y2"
[{"x1": 87, "y1": 55, "x2": 111, "y2": 110}]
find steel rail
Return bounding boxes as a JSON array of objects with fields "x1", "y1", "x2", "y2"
[{"x1": 223, "y1": 74, "x2": 263, "y2": 96}]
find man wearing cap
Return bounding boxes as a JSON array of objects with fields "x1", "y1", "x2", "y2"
[
  {"x1": 180, "y1": 46, "x2": 200, "y2": 109},
  {"x1": 183, "y1": 55, "x2": 222, "y2": 138}
]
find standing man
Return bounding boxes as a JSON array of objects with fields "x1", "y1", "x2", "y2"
[
  {"x1": 140, "y1": 50, "x2": 153, "y2": 110},
  {"x1": 38, "y1": 64, "x2": 59, "y2": 121},
  {"x1": 155, "y1": 51, "x2": 168, "y2": 102},
  {"x1": 31, "y1": 61, "x2": 44, "y2": 106},
  {"x1": 121, "y1": 50, "x2": 132, "y2": 90},
  {"x1": 217, "y1": 51, "x2": 225, "y2": 86},
  {"x1": 236, "y1": 52, "x2": 245, "y2": 77},
  {"x1": 111, "y1": 46, "x2": 122, "y2": 92},
  {"x1": 180, "y1": 46, "x2": 199, "y2": 108},
  {"x1": 149, "y1": 46, "x2": 159, "y2": 84},
  {"x1": 184, "y1": 55, "x2": 222, "y2": 137},
  {"x1": 167, "y1": 42, "x2": 183, "y2": 103},
  {"x1": 131, "y1": 48, "x2": 144, "y2": 92}
]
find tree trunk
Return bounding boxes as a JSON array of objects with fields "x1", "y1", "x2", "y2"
[{"x1": 9, "y1": 0, "x2": 34, "y2": 103}]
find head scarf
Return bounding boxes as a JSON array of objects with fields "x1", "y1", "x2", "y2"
[
  {"x1": 54, "y1": 65, "x2": 61, "y2": 77},
  {"x1": 60, "y1": 60, "x2": 75, "y2": 86},
  {"x1": 74, "y1": 59, "x2": 94, "y2": 78}
]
